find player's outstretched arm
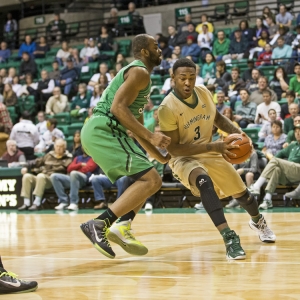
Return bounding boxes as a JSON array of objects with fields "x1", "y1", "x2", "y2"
[{"x1": 214, "y1": 110, "x2": 242, "y2": 135}]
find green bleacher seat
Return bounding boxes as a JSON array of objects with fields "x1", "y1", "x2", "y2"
[
  {"x1": 68, "y1": 123, "x2": 84, "y2": 136},
  {"x1": 118, "y1": 40, "x2": 132, "y2": 57},
  {"x1": 260, "y1": 66, "x2": 276, "y2": 77},
  {"x1": 242, "y1": 128, "x2": 260, "y2": 143},
  {"x1": 150, "y1": 94, "x2": 165, "y2": 105},
  {"x1": 17, "y1": 95, "x2": 36, "y2": 115},
  {"x1": 278, "y1": 98, "x2": 288, "y2": 106},
  {"x1": 8, "y1": 52, "x2": 19, "y2": 62},
  {"x1": 46, "y1": 48, "x2": 60, "y2": 58},
  {"x1": 66, "y1": 136, "x2": 74, "y2": 148},
  {"x1": 151, "y1": 85, "x2": 163, "y2": 95},
  {"x1": 7, "y1": 106, "x2": 17, "y2": 123},
  {"x1": 67, "y1": 22, "x2": 80, "y2": 36},
  {"x1": 25, "y1": 29, "x2": 38, "y2": 40},
  {"x1": 222, "y1": 28, "x2": 232, "y2": 38},
  {"x1": 54, "y1": 112, "x2": 70, "y2": 125},
  {"x1": 6, "y1": 60, "x2": 21, "y2": 70},
  {"x1": 57, "y1": 125, "x2": 69, "y2": 137},
  {"x1": 256, "y1": 142, "x2": 264, "y2": 150},
  {"x1": 102, "y1": 51, "x2": 116, "y2": 58},
  {"x1": 150, "y1": 75, "x2": 162, "y2": 85},
  {"x1": 70, "y1": 112, "x2": 87, "y2": 124},
  {"x1": 80, "y1": 62, "x2": 99, "y2": 83}
]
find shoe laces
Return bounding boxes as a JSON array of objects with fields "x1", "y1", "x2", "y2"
[
  {"x1": 257, "y1": 217, "x2": 273, "y2": 236},
  {"x1": 124, "y1": 221, "x2": 135, "y2": 240},
  {"x1": 0, "y1": 271, "x2": 18, "y2": 280},
  {"x1": 99, "y1": 220, "x2": 112, "y2": 247},
  {"x1": 224, "y1": 231, "x2": 243, "y2": 252}
]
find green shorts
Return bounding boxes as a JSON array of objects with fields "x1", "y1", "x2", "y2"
[{"x1": 81, "y1": 114, "x2": 153, "y2": 183}]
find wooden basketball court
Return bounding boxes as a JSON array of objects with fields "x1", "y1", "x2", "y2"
[{"x1": 1, "y1": 208, "x2": 299, "y2": 299}]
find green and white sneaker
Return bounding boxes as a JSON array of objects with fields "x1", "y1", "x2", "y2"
[
  {"x1": 222, "y1": 230, "x2": 246, "y2": 260},
  {"x1": 259, "y1": 199, "x2": 273, "y2": 210}
]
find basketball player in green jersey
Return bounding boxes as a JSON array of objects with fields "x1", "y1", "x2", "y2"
[{"x1": 80, "y1": 34, "x2": 171, "y2": 259}]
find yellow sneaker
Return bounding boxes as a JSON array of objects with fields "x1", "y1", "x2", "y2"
[{"x1": 107, "y1": 220, "x2": 148, "y2": 256}]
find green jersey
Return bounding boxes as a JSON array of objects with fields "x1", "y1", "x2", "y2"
[{"x1": 93, "y1": 60, "x2": 151, "y2": 120}]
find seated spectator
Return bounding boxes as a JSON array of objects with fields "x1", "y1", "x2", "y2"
[
  {"x1": 19, "y1": 52, "x2": 37, "y2": 79},
  {"x1": 35, "y1": 118, "x2": 65, "y2": 153},
  {"x1": 234, "y1": 89, "x2": 257, "y2": 128},
  {"x1": 289, "y1": 63, "x2": 300, "y2": 97},
  {"x1": 0, "y1": 124, "x2": 9, "y2": 157},
  {"x1": 167, "y1": 25, "x2": 179, "y2": 48},
  {"x1": 128, "y1": 2, "x2": 141, "y2": 29},
  {"x1": 281, "y1": 90, "x2": 297, "y2": 120},
  {"x1": 253, "y1": 90, "x2": 281, "y2": 127},
  {"x1": 262, "y1": 6, "x2": 275, "y2": 25},
  {"x1": 145, "y1": 107, "x2": 159, "y2": 133},
  {"x1": 46, "y1": 13, "x2": 66, "y2": 43},
  {"x1": 12, "y1": 75, "x2": 22, "y2": 96},
  {"x1": 195, "y1": 14, "x2": 214, "y2": 34},
  {"x1": 206, "y1": 84, "x2": 217, "y2": 103},
  {"x1": 105, "y1": 7, "x2": 118, "y2": 34},
  {"x1": 1, "y1": 139, "x2": 26, "y2": 167},
  {"x1": 177, "y1": 14, "x2": 195, "y2": 34},
  {"x1": 181, "y1": 36, "x2": 200, "y2": 63},
  {"x1": 3, "y1": 13, "x2": 17, "y2": 48},
  {"x1": 222, "y1": 67, "x2": 245, "y2": 110},
  {"x1": 256, "y1": 44, "x2": 272, "y2": 67},
  {"x1": 57, "y1": 57, "x2": 79, "y2": 96},
  {"x1": 18, "y1": 74, "x2": 37, "y2": 98},
  {"x1": 143, "y1": 99, "x2": 155, "y2": 125},
  {"x1": 212, "y1": 30, "x2": 230, "y2": 61},
  {"x1": 115, "y1": 62, "x2": 123, "y2": 73},
  {"x1": 48, "y1": 61, "x2": 61, "y2": 81},
  {"x1": 36, "y1": 70, "x2": 55, "y2": 104},
  {"x1": 217, "y1": 107, "x2": 239, "y2": 136},
  {"x1": 215, "y1": 91, "x2": 227, "y2": 114},
  {"x1": 33, "y1": 36, "x2": 50, "y2": 59},
  {"x1": 237, "y1": 20, "x2": 254, "y2": 44},
  {"x1": 114, "y1": 53, "x2": 128, "y2": 68},
  {"x1": 249, "y1": 76, "x2": 277, "y2": 105},
  {"x1": 90, "y1": 84, "x2": 104, "y2": 108},
  {"x1": 284, "y1": 103, "x2": 299, "y2": 133},
  {"x1": 291, "y1": 25, "x2": 300, "y2": 61},
  {"x1": 4, "y1": 67, "x2": 16, "y2": 84},
  {"x1": 97, "y1": 25, "x2": 114, "y2": 51},
  {"x1": 249, "y1": 29, "x2": 269, "y2": 59},
  {"x1": 250, "y1": 127, "x2": 300, "y2": 210},
  {"x1": 46, "y1": 87, "x2": 68, "y2": 115},
  {"x1": 197, "y1": 24, "x2": 213, "y2": 51},
  {"x1": 269, "y1": 66, "x2": 289, "y2": 99},
  {"x1": 51, "y1": 147, "x2": 98, "y2": 211},
  {"x1": 242, "y1": 59, "x2": 258, "y2": 83},
  {"x1": 98, "y1": 74, "x2": 108, "y2": 87},
  {"x1": 79, "y1": 38, "x2": 89, "y2": 60},
  {"x1": 222, "y1": 30, "x2": 248, "y2": 62},
  {"x1": 0, "y1": 41, "x2": 11, "y2": 63},
  {"x1": 201, "y1": 53, "x2": 215, "y2": 82},
  {"x1": 276, "y1": 4, "x2": 293, "y2": 27},
  {"x1": 10, "y1": 111, "x2": 39, "y2": 160},
  {"x1": 263, "y1": 120, "x2": 287, "y2": 160},
  {"x1": 70, "y1": 83, "x2": 91, "y2": 115},
  {"x1": 3, "y1": 83, "x2": 17, "y2": 107},
  {"x1": 161, "y1": 68, "x2": 173, "y2": 95},
  {"x1": 195, "y1": 64, "x2": 204, "y2": 86},
  {"x1": 159, "y1": 36, "x2": 172, "y2": 60},
  {"x1": 284, "y1": 115, "x2": 300, "y2": 147},
  {"x1": 109, "y1": 69, "x2": 116, "y2": 80},
  {"x1": 252, "y1": 18, "x2": 267, "y2": 43},
  {"x1": 266, "y1": 15, "x2": 278, "y2": 39},
  {"x1": 275, "y1": 25, "x2": 294, "y2": 46},
  {"x1": 82, "y1": 39, "x2": 99, "y2": 63},
  {"x1": 214, "y1": 60, "x2": 231, "y2": 89},
  {"x1": 36, "y1": 111, "x2": 47, "y2": 137},
  {"x1": 271, "y1": 37, "x2": 292, "y2": 64},
  {"x1": 245, "y1": 68, "x2": 260, "y2": 94},
  {"x1": 18, "y1": 138, "x2": 72, "y2": 211},
  {"x1": 88, "y1": 63, "x2": 111, "y2": 90},
  {"x1": 56, "y1": 41, "x2": 71, "y2": 66},
  {"x1": 258, "y1": 108, "x2": 277, "y2": 141},
  {"x1": 18, "y1": 35, "x2": 36, "y2": 57},
  {"x1": 68, "y1": 130, "x2": 83, "y2": 158},
  {"x1": 177, "y1": 23, "x2": 198, "y2": 46}
]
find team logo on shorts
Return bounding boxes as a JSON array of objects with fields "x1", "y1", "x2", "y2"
[
  {"x1": 138, "y1": 107, "x2": 144, "y2": 114},
  {"x1": 144, "y1": 92, "x2": 151, "y2": 102}
]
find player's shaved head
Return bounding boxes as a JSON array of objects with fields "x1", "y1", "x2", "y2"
[
  {"x1": 173, "y1": 58, "x2": 196, "y2": 74},
  {"x1": 132, "y1": 34, "x2": 152, "y2": 57}
]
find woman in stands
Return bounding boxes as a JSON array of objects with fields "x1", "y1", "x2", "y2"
[
  {"x1": 262, "y1": 6, "x2": 275, "y2": 27},
  {"x1": 252, "y1": 18, "x2": 267, "y2": 44},
  {"x1": 269, "y1": 66, "x2": 290, "y2": 100},
  {"x1": 3, "y1": 83, "x2": 17, "y2": 107},
  {"x1": 201, "y1": 53, "x2": 215, "y2": 83},
  {"x1": 97, "y1": 25, "x2": 114, "y2": 51},
  {"x1": 90, "y1": 84, "x2": 105, "y2": 108},
  {"x1": 114, "y1": 53, "x2": 128, "y2": 68},
  {"x1": 4, "y1": 67, "x2": 16, "y2": 84},
  {"x1": 68, "y1": 130, "x2": 83, "y2": 158},
  {"x1": 237, "y1": 20, "x2": 253, "y2": 44},
  {"x1": 217, "y1": 108, "x2": 239, "y2": 138},
  {"x1": 97, "y1": 74, "x2": 108, "y2": 87},
  {"x1": 34, "y1": 36, "x2": 50, "y2": 59}
]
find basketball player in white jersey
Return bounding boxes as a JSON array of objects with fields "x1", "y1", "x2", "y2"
[{"x1": 158, "y1": 58, "x2": 276, "y2": 260}]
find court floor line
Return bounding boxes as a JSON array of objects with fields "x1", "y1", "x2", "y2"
[{"x1": 24, "y1": 275, "x2": 191, "y2": 279}]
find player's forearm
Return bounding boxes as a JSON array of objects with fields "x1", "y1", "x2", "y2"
[
  {"x1": 168, "y1": 143, "x2": 215, "y2": 157},
  {"x1": 214, "y1": 113, "x2": 242, "y2": 134}
]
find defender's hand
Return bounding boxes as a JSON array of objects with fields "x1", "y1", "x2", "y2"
[{"x1": 149, "y1": 132, "x2": 171, "y2": 149}]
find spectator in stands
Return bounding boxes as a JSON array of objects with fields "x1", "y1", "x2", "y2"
[
  {"x1": 252, "y1": 18, "x2": 267, "y2": 43},
  {"x1": 68, "y1": 130, "x2": 83, "y2": 158},
  {"x1": 143, "y1": 99, "x2": 156, "y2": 125},
  {"x1": 18, "y1": 35, "x2": 36, "y2": 58},
  {"x1": 90, "y1": 84, "x2": 104, "y2": 108},
  {"x1": 283, "y1": 103, "x2": 299, "y2": 134},
  {"x1": 3, "y1": 13, "x2": 18, "y2": 48},
  {"x1": 271, "y1": 36, "x2": 292, "y2": 64},
  {"x1": 35, "y1": 118, "x2": 64, "y2": 153},
  {"x1": 222, "y1": 30, "x2": 248, "y2": 62},
  {"x1": 197, "y1": 24, "x2": 213, "y2": 53},
  {"x1": 256, "y1": 29, "x2": 270, "y2": 49},
  {"x1": 79, "y1": 38, "x2": 89, "y2": 60},
  {"x1": 0, "y1": 124, "x2": 9, "y2": 157},
  {"x1": 276, "y1": 4, "x2": 293, "y2": 27},
  {"x1": 19, "y1": 138, "x2": 72, "y2": 211},
  {"x1": 4, "y1": 67, "x2": 16, "y2": 84},
  {"x1": 241, "y1": 60, "x2": 257, "y2": 83},
  {"x1": 36, "y1": 70, "x2": 55, "y2": 104},
  {"x1": 145, "y1": 107, "x2": 159, "y2": 133},
  {"x1": 58, "y1": 57, "x2": 79, "y2": 96},
  {"x1": 48, "y1": 61, "x2": 60, "y2": 81},
  {"x1": 256, "y1": 43, "x2": 272, "y2": 67},
  {"x1": 0, "y1": 42, "x2": 11, "y2": 63},
  {"x1": 181, "y1": 36, "x2": 200, "y2": 63},
  {"x1": 56, "y1": 41, "x2": 71, "y2": 66},
  {"x1": 161, "y1": 68, "x2": 173, "y2": 95},
  {"x1": 3, "y1": 83, "x2": 17, "y2": 107},
  {"x1": 109, "y1": 69, "x2": 116, "y2": 80},
  {"x1": 46, "y1": 13, "x2": 66, "y2": 43},
  {"x1": 46, "y1": 87, "x2": 68, "y2": 115},
  {"x1": 201, "y1": 53, "x2": 215, "y2": 82},
  {"x1": 262, "y1": 6, "x2": 275, "y2": 23},
  {"x1": 158, "y1": 36, "x2": 172, "y2": 59},
  {"x1": 36, "y1": 111, "x2": 47, "y2": 137},
  {"x1": 214, "y1": 60, "x2": 231, "y2": 89},
  {"x1": 172, "y1": 45, "x2": 182, "y2": 58},
  {"x1": 291, "y1": 25, "x2": 300, "y2": 60},
  {"x1": 51, "y1": 147, "x2": 98, "y2": 211},
  {"x1": 223, "y1": 67, "x2": 245, "y2": 110},
  {"x1": 1, "y1": 139, "x2": 26, "y2": 167},
  {"x1": 128, "y1": 2, "x2": 140, "y2": 26},
  {"x1": 258, "y1": 108, "x2": 277, "y2": 141},
  {"x1": 167, "y1": 25, "x2": 179, "y2": 48},
  {"x1": 19, "y1": 52, "x2": 37, "y2": 79},
  {"x1": 114, "y1": 53, "x2": 128, "y2": 68},
  {"x1": 245, "y1": 68, "x2": 260, "y2": 93},
  {"x1": 249, "y1": 76, "x2": 277, "y2": 105},
  {"x1": 97, "y1": 25, "x2": 114, "y2": 51},
  {"x1": 289, "y1": 63, "x2": 300, "y2": 96},
  {"x1": 70, "y1": 83, "x2": 91, "y2": 113},
  {"x1": 33, "y1": 36, "x2": 50, "y2": 59},
  {"x1": 18, "y1": 74, "x2": 37, "y2": 98},
  {"x1": 10, "y1": 111, "x2": 39, "y2": 160},
  {"x1": 194, "y1": 64, "x2": 204, "y2": 86},
  {"x1": 88, "y1": 63, "x2": 111, "y2": 90},
  {"x1": 177, "y1": 23, "x2": 198, "y2": 46},
  {"x1": 217, "y1": 107, "x2": 239, "y2": 137},
  {"x1": 266, "y1": 16, "x2": 278, "y2": 39},
  {"x1": 105, "y1": 7, "x2": 118, "y2": 34},
  {"x1": 115, "y1": 62, "x2": 122, "y2": 73},
  {"x1": 215, "y1": 91, "x2": 227, "y2": 114},
  {"x1": 281, "y1": 90, "x2": 297, "y2": 120},
  {"x1": 212, "y1": 30, "x2": 230, "y2": 61},
  {"x1": 12, "y1": 75, "x2": 22, "y2": 96},
  {"x1": 195, "y1": 14, "x2": 214, "y2": 34},
  {"x1": 250, "y1": 127, "x2": 300, "y2": 209},
  {"x1": 237, "y1": 20, "x2": 254, "y2": 44},
  {"x1": 178, "y1": 14, "x2": 195, "y2": 34},
  {"x1": 81, "y1": 38, "x2": 99, "y2": 63},
  {"x1": 283, "y1": 115, "x2": 300, "y2": 147},
  {"x1": 269, "y1": 66, "x2": 290, "y2": 99},
  {"x1": 234, "y1": 89, "x2": 257, "y2": 128},
  {"x1": 253, "y1": 90, "x2": 281, "y2": 127}
]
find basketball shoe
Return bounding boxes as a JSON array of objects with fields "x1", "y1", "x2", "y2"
[
  {"x1": 249, "y1": 214, "x2": 276, "y2": 243},
  {"x1": 0, "y1": 268, "x2": 38, "y2": 294},
  {"x1": 80, "y1": 219, "x2": 115, "y2": 259},
  {"x1": 107, "y1": 220, "x2": 148, "y2": 256},
  {"x1": 222, "y1": 230, "x2": 246, "y2": 260}
]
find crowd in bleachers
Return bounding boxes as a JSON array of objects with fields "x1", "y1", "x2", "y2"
[{"x1": 2, "y1": 3, "x2": 300, "y2": 211}]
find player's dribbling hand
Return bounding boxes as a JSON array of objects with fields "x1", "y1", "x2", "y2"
[
  {"x1": 150, "y1": 132, "x2": 171, "y2": 149},
  {"x1": 211, "y1": 135, "x2": 240, "y2": 160}
]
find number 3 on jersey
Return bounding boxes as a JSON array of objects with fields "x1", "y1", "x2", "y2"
[{"x1": 194, "y1": 126, "x2": 200, "y2": 140}]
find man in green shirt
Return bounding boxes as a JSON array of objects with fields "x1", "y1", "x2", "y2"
[
  {"x1": 212, "y1": 30, "x2": 230, "y2": 61},
  {"x1": 249, "y1": 126, "x2": 300, "y2": 209},
  {"x1": 283, "y1": 103, "x2": 299, "y2": 134},
  {"x1": 283, "y1": 115, "x2": 300, "y2": 147},
  {"x1": 289, "y1": 63, "x2": 300, "y2": 97}
]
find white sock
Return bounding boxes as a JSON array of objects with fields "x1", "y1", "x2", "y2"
[
  {"x1": 264, "y1": 193, "x2": 272, "y2": 201},
  {"x1": 253, "y1": 177, "x2": 266, "y2": 190},
  {"x1": 24, "y1": 198, "x2": 30, "y2": 207},
  {"x1": 33, "y1": 196, "x2": 42, "y2": 206}
]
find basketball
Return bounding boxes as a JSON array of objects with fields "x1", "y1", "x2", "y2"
[{"x1": 223, "y1": 133, "x2": 252, "y2": 164}]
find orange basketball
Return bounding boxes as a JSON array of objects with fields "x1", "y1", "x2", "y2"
[{"x1": 223, "y1": 133, "x2": 252, "y2": 164}]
